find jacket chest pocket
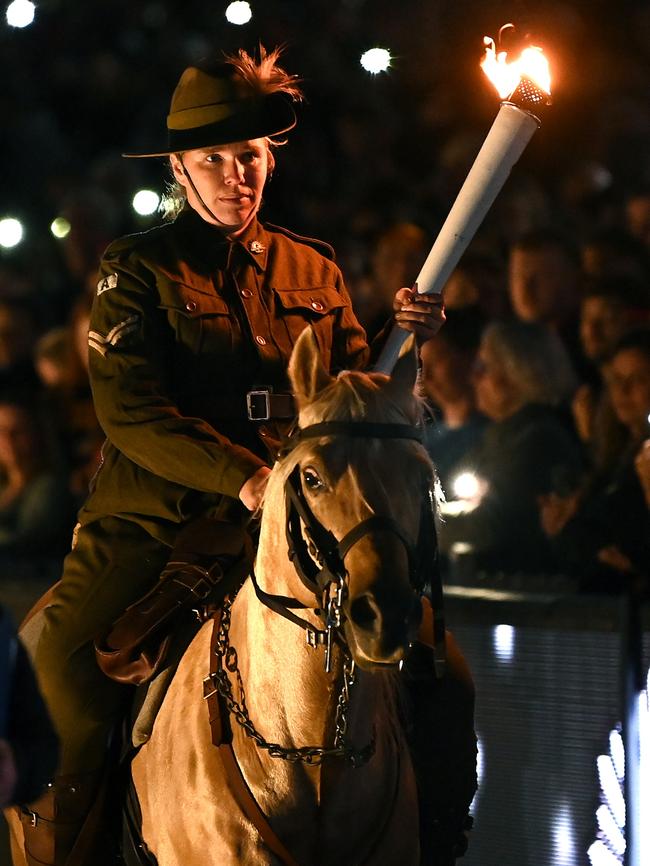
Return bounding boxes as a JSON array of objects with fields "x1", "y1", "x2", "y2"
[
  {"x1": 273, "y1": 286, "x2": 346, "y2": 370},
  {"x1": 159, "y1": 284, "x2": 233, "y2": 357}
]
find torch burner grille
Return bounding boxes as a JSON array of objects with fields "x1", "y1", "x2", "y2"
[{"x1": 508, "y1": 75, "x2": 551, "y2": 112}]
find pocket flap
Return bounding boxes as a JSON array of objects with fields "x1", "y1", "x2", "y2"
[
  {"x1": 274, "y1": 286, "x2": 346, "y2": 315},
  {"x1": 159, "y1": 284, "x2": 230, "y2": 318}
]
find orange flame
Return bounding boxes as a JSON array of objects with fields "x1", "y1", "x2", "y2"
[{"x1": 480, "y1": 37, "x2": 551, "y2": 99}]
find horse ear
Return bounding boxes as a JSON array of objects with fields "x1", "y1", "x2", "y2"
[
  {"x1": 383, "y1": 334, "x2": 418, "y2": 400},
  {"x1": 289, "y1": 327, "x2": 333, "y2": 407}
]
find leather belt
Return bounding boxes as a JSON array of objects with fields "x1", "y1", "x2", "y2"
[
  {"x1": 246, "y1": 390, "x2": 295, "y2": 422},
  {"x1": 208, "y1": 390, "x2": 296, "y2": 422}
]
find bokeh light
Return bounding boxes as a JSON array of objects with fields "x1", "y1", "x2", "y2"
[
  {"x1": 225, "y1": 1, "x2": 252, "y2": 25},
  {"x1": 132, "y1": 189, "x2": 160, "y2": 216},
  {"x1": 50, "y1": 217, "x2": 71, "y2": 239},
  {"x1": 6, "y1": 0, "x2": 35, "y2": 28},
  {"x1": 360, "y1": 47, "x2": 392, "y2": 74},
  {"x1": 0, "y1": 217, "x2": 24, "y2": 248},
  {"x1": 452, "y1": 471, "x2": 480, "y2": 500}
]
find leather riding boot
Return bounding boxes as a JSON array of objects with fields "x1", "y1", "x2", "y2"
[{"x1": 19, "y1": 771, "x2": 105, "y2": 866}]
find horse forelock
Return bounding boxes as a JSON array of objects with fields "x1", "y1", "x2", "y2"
[{"x1": 301, "y1": 368, "x2": 424, "y2": 428}]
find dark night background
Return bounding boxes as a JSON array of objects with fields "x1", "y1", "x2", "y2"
[
  {"x1": 1, "y1": 0, "x2": 649, "y2": 320},
  {"x1": 1, "y1": 5, "x2": 650, "y2": 865}
]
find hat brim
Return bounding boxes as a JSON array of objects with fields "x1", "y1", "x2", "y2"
[{"x1": 123, "y1": 93, "x2": 296, "y2": 158}]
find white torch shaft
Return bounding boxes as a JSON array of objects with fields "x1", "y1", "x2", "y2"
[{"x1": 374, "y1": 101, "x2": 540, "y2": 374}]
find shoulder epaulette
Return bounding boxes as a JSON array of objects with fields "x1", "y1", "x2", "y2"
[
  {"x1": 102, "y1": 223, "x2": 171, "y2": 261},
  {"x1": 265, "y1": 223, "x2": 336, "y2": 262}
]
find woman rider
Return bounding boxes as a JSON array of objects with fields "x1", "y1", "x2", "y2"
[{"x1": 18, "y1": 47, "x2": 454, "y2": 865}]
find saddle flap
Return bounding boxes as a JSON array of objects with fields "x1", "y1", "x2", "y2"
[{"x1": 94, "y1": 518, "x2": 254, "y2": 686}]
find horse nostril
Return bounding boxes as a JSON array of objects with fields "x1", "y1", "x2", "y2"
[{"x1": 350, "y1": 594, "x2": 379, "y2": 632}]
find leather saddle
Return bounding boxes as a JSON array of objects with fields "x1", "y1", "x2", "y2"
[{"x1": 94, "y1": 517, "x2": 254, "y2": 687}]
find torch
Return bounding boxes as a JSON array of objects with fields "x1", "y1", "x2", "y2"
[{"x1": 374, "y1": 32, "x2": 552, "y2": 374}]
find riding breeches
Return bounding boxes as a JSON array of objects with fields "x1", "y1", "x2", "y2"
[{"x1": 31, "y1": 516, "x2": 171, "y2": 775}]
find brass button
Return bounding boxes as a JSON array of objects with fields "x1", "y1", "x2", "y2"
[
  {"x1": 255, "y1": 335, "x2": 267, "y2": 346},
  {"x1": 240, "y1": 289, "x2": 253, "y2": 299},
  {"x1": 310, "y1": 299, "x2": 324, "y2": 311},
  {"x1": 185, "y1": 300, "x2": 197, "y2": 312}
]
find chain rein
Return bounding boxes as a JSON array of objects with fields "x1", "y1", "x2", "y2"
[{"x1": 208, "y1": 594, "x2": 375, "y2": 768}]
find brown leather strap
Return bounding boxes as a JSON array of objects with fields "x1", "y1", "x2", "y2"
[
  {"x1": 205, "y1": 610, "x2": 302, "y2": 866},
  {"x1": 218, "y1": 744, "x2": 302, "y2": 866},
  {"x1": 205, "y1": 608, "x2": 225, "y2": 744},
  {"x1": 418, "y1": 595, "x2": 447, "y2": 676},
  {"x1": 206, "y1": 390, "x2": 295, "y2": 421}
]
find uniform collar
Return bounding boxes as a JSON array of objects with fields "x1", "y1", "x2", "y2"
[
  {"x1": 229, "y1": 217, "x2": 269, "y2": 272},
  {"x1": 174, "y1": 207, "x2": 229, "y2": 269},
  {"x1": 173, "y1": 207, "x2": 269, "y2": 272}
]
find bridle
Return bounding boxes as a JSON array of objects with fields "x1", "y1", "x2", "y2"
[
  {"x1": 251, "y1": 420, "x2": 445, "y2": 671},
  {"x1": 208, "y1": 418, "x2": 446, "y2": 768}
]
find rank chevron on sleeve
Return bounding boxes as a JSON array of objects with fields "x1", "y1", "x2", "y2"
[{"x1": 88, "y1": 314, "x2": 140, "y2": 357}]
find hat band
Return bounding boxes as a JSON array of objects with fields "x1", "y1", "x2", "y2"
[{"x1": 167, "y1": 101, "x2": 248, "y2": 131}]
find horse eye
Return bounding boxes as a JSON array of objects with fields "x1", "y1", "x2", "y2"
[{"x1": 302, "y1": 467, "x2": 324, "y2": 491}]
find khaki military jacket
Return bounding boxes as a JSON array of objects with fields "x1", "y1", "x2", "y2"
[{"x1": 82, "y1": 208, "x2": 370, "y2": 543}]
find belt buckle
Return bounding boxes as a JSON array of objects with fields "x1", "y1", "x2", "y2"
[{"x1": 247, "y1": 389, "x2": 271, "y2": 421}]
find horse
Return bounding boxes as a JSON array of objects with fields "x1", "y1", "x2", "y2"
[{"x1": 7, "y1": 327, "x2": 476, "y2": 865}]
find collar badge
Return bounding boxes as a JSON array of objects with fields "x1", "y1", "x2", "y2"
[{"x1": 248, "y1": 240, "x2": 266, "y2": 254}]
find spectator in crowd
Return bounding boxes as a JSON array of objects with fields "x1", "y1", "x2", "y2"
[
  {"x1": 442, "y1": 251, "x2": 508, "y2": 321},
  {"x1": 578, "y1": 277, "x2": 650, "y2": 371},
  {"x1": 420, "y1": 306, "x2": 488, "y2": 498},
  {"x1": 34, "y1": 320, "x2": 103, "y2": 507},
  {"x1": 0, "y1": 301, "x2": 40, "y2": 395},
  {"x1": 56, "y1": 188, "x2": 120, "y2": 291},
  {"x1": 539, "y1": 329, "x2": 650, "y2": 590},
  {"x1": 352, "y1": 221, "x2": 429, "y2": 340},
  {"x1": 0, "y1": 393, "x2": 73, "y2": 556},
  {"x1": 0, "y1": 605, "x2": 59, "y2": 809},
  {"x1": 572, "y1": 276, "x2": 650, "y2": 467},
  {"x1": 625, "y1": 188, "x2": 650, "y2": 249},
  {"x1": 507, "y1": 229, "x2": 586, "y2": 378},
  {"x1": 580, "y1": 227, "x2": 650, "y2": 283},
  {"x1": 35, "y1": 326, "x2": 85, "y2": 390},
  {"x1": 634, "y1": 438, "x2": 650, "y2": 508},
  {"x1": 438, "y1": 320, "x2": 583, "y2": 575}
]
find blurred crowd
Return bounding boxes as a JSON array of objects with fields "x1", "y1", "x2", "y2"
[{"x1": 1, "y1": 0, "x2": 649, "y2": 592}]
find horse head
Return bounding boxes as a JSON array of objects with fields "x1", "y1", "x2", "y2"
[{"x1": 263, "y1": 327, "x2": 437, "y2": 672}]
